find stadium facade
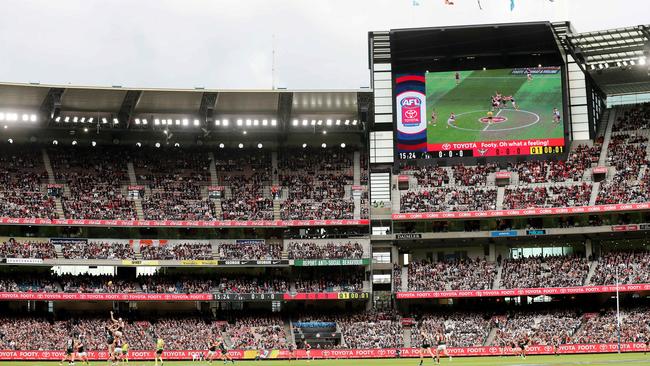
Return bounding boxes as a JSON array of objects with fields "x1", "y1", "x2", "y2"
[{"x1": 0, "y1": 21, "x2": 649, "y2": 360}]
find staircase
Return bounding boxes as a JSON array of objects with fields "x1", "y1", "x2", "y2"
[
  {"x1": 584, "y1": 261, "x2": 599, "y2": 286},
  {"x1": 54, "y1": 199, "x2": 65, "y2": 219},
  {"x1": 285, "y1": 320, "x2": 296, "y2": 348},
  {"x1": 492, "y1": 264, "x2": 503, "y2": 289},
  {"x1": 213, "y1": 199, "x2": 223, "y2": 220},
  {"x1": 495, "y1": 187, "x2": 505, "y2": 210},
  {"x1": 401, "y1": 267, "x2": 408, "y2": 292},
  {"x1": 597, "y1": 108, "x2": 617, "y2": 166},
  {"x1": 42, "y1": 149, "x2": 56, "y2": 184},
  {"x1": 271, "y1": 152, "x2": 279, "y2": 186},
  {"x1": 588, "y1": 182, "x2": 600, "y2": 206},
  {"x1": 208, "y1": 152, "x2": 218, "y2": 185},
  {"x1": 273, "y1": 200, "x2": 282, "y2": 220},
  {"x1": 353, "y1": 196, "x2": 361, "y2": 219},
  {"x1": 133, "y1": 199, "x2": 144, "y2": 220},
  {"x1": 126, "y1": 162, "x2": 138, "y2": 185},
  {"x1": 353, "y1": 151, "x2": 361, "y2": 186}
]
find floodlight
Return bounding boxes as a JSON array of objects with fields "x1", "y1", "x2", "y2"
[
  {"x1": 262, "y1": 119, "x2": 268, "y2": 126},
  {"x1": 155, "y1": 119, "x2": 160, "y2": 125},
  {"x1": 72, "y1": 140, "x2": 77, "y2": 146},
  {"x1": 292, "y1": 119, "x2": 299, "y2": 126},
  {"x1": 155, "y1": 142, "x2": 161, "y2": 148},
  {"x1": 30, "y1": 114, "x2": 37, "y2": 122},
  {"x1": 302, "y1": 143, "x2": 307, "y2": 148},
  {"x1": 238, "y1": 143, "x2": 244, "y2": 149},
  {"x1": 219, "y1": 143, "x2": 225, "y2": 148},
  {"x1": 271, "y1": 119, "x2": 277, "y2": 126},
  {"x1": 113, "y1": 118, "x2": 119, "y2": 124},
  {"x1": 302, "y1": 119, "x2": 308, "y2": 126},
  {"x1": 91, "y1": 141, "x2": 97, "y2": 147},
  {"x1": 55, "y1": 116, "x2": 61, "y2": 122},
  {"x1": 22, "y1": 114, "x2": 29, "y2": 122},
  {"x1": 52, "y1": 140, "x2": 58, "y2": 145},
  {"x1": 182, "y1": 118, "x2": 189, "y2": 126},
  {"x1": 237, "y1": 119, "x2": 243, "y2": 126},
  {"x1": 215, "y1": 120, "x2": 220, "y2": 126},
  {"x1": 222, "y1": 119, "x2": 229, "y2": 126},
  {"x1": 65, "y1": 116, "x2": 70, "y2": 122},
  {"x1": 257, "y1": 143, "x2": 263, "y2": 149},
  {"x1": 7, "y1": 139, "x2": 13, "y2": 144},
  {"x1": 142, "y1": 119, "x2": 148, "y2": 125},
  {"x1": 193, "y1": 119, "x2": 200, "y2": 126},
  {"x1": 253, "y1": 119, "x2": 259, "y2": 126},
  {"x1": 352, "y1": 120, "x2": 358, "y2": 125},
  {"x1": 321, "y1": 143, "x2": 327, "y2": 148},
  {"x1": 326, "y1": 119, "x2": 332, "y2": 126},
  {"x1": 135, "y1": 118, "x2": 141, "y2": 124},
  {"x1": 340, "y1": 143, "x2": 346, "y2": 148}
]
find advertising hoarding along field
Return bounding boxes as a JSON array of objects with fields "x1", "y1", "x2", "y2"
[
  {"x1": 0, "y1": 343, "x2": 647, "y2": 360},
  {"x1": 396, "y1": 67, "x2": 565, "y2": 159}
]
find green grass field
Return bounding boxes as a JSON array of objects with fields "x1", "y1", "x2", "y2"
[
  {"x1": 3, "y1": 353, "x2": 650, "y2": 366},
  {"x1": 425, "y1": 69, "x2": 564, "y2": 144}
]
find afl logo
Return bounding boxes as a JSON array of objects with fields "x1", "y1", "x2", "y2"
[
  {"x1": 400, "y1": 97, "x2": 421, "y2": 107},
  {"x1": 400, "y1": 96, "x2": 422, "y2": 126}
]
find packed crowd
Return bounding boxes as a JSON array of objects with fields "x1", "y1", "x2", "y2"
[
  {"x1": 227, "y1": 315, "x2": 289, "y2": 350},
  {"x1": 217, "y1": 241, "x2": 282, "y2": 260},
  {"x1": 572, "y1": 309, "x2": 650, "y2": 344},
  {"x1": 452, "y1": 163, "x2": 497, "y2": 186},
  {"x1": 0, "y1": 147, "x2": 57, "y2": 219},
  {"x1": 407, "y1": 257, "x2": 497, "y2": 291},
  {"x1": 281, "y1": 199, "x2": 355, "y2": 220},
  {"x1": 400, "y1": 187, "x2": 497, "y2": 213},
  {"x1": 136, "y1": 149, "x2": 213, "y2": 221},
  {"x1": 336, "y1": 311, "x2": 403, "y2": 349},
  {"x1": 591, "y1": 251, "x2": 650, "y2": 285},
  {"x1": 294, "y1": 271, "x2": 364, "y2": 293},
  {"x1": 503, "y1": 184, "x2": 592, "y2": 209},
  {"x1": 412, "y1": 313, "x2": 491, "y2": 347},
  {"x1": 492, "y1": 311, "x2": 582, "y2": 347},
  {"x1": 278, "y1": 147, "x2": 356, "y2": 220},
  {"x1": 50, "y1": 147, "x2": 137, "y2": 220},
  {"x1": 217, "y1": 151, "x2": 274, "y2": 221},
  {"x1": 287, "y1": 241, "x2": 364, "y2": 259},
  {"x1": 0, "y1": 239, "x2": 55, "y2": 259},
  {"x1": 500, "y1": 255, "x2": 590, "y2": 289},
  {"x1": 140, "y1": 243, "x2": 213, "y2": 260},
  {"x1": 61, "y1": 241, "x2": 135, "y2": 260}
]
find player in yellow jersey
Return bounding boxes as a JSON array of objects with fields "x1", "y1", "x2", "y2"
[
  {"x1": 155, "y1": 337, "x2": 165, "y2": 366},
  {"x1": 486, "y1": 110, "x2": 494, "y2": 125},
  {"x1": 121, "y1": 341, "x2": 129, "y2": 364}
]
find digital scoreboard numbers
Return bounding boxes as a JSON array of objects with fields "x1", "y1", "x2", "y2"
[{"x1": 399, "y1": 146, "x2": 563, "y2": 160}]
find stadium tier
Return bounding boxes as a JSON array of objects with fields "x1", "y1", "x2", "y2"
[{"x1": 1, "y1": 20, "x2": 650, "y2": 363}]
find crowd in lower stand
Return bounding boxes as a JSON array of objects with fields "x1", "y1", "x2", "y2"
[
  {"x1": 336, "y1": 311, "x2": 403, "y2": 349},
  {"x1": 3, "y1": 307, "x2": 647, "y2": 351},
  {"x1": 493, "y1": 311, "x2": 582, "y2": 347},
  {"x1": 412, "y1": 313, "x2": 491, "y2": 348}
]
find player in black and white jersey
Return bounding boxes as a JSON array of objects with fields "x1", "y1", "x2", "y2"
[
  {"x1": 418, "y1": 329, "x2": 435, "y2": 365},
  {"x1": 60, "y1": 336, "x2": 76, "y2": 366}
]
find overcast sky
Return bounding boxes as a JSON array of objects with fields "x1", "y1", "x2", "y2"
[{"x1": 0, "y1": 0, "x2": 647, "y2": 90}]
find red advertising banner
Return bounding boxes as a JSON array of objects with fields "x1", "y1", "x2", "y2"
[
  {"x1": 592, "y1": 166, "x2": 608, "y2": 174},
  {"x1": 396, "y1": 283, "x2": 650, "y2": 299},
  {"x1": 0, "y1": 343, "x2": 647, "y2": 360},
  {"x1": 612, "y1": 224, "x2": 639, "y2": 232},
  {"x1": 398, "y1": 175, "x2": 410, "y2": 182},
  {"x1": 495, "y1": 171, "x2": 511, "y2": 179},
  {"x1": 0, "y1": 292, "x2": 212, "y2": 301},
  {"x1": 0, "y1": 218, "x2": 369, "y2": 228},
  {"x1": 392, "y1": 202, "x2": 650, "y2": 220}
]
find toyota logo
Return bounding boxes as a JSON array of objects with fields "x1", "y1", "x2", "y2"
[
  {"x1": 405, "y1": 110, "x2": 418, "y2": 119},
  {"x1": 489, "y1": 347, "x2": 497, "y2": 353},
  {"x1": 442, "y1": 143, "x2": 451, "y2": 150}
]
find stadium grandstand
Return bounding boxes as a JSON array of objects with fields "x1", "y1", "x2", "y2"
[{"x1": 1, "y1": 17, "x2": 650, "y2": 365}]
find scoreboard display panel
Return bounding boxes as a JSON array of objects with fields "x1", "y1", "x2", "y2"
[{"x1": 394, "y1": 67, "x2": 566, "y2": 160}]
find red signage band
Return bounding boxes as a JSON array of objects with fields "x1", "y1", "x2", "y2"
[
  {"x1": 392, "y1": 202, "x2": 650, "y2": 220},
  {"x1": 0, "y1": 343, "x2": 647, "y2": 360},
  {"x1": 0, "y1": 292, "x2": 212, "y2": 301},
  {"x1": 395, "y1": 283, "x2": 650, "y2": 299},
  {"x1": 0, "y1": 218, "x2": 369, "y2": 228}
]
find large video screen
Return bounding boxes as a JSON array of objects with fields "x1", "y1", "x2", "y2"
[{"x1": 395, "y1": 67, "x2": 565, "y2": 159}]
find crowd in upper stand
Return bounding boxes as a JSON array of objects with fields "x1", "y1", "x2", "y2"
[
  {"x1": 0, "y1": 147, "x2": 57, "y2": 219},
  {"x1": 0, "y1": 146, "x2": 365, "y2": 221}
]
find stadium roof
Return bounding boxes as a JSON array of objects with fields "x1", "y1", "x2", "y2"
[
  {"x1": 0, "y1": 82, "x2": 370, "y2": 130},
  {"x1": 562, "y1": 24, "x2": 650, "y2": 95}
]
